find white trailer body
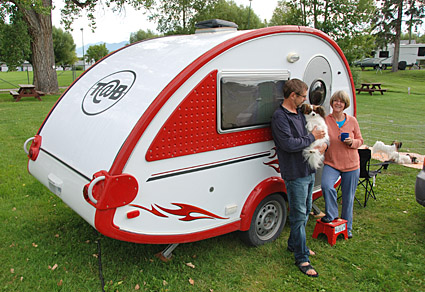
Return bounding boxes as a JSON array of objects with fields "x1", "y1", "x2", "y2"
[{"x1": 25, "y1": 25, "x2": 356, "y2": 245}]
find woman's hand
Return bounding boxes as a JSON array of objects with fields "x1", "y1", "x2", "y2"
[{"x1": 343, "y1": 137, "x2": 353, "y2": 147}]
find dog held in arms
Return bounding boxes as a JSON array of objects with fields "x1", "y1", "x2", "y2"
[{"x1": 300, "y1": 104, "x2": 329, "y2": 170}]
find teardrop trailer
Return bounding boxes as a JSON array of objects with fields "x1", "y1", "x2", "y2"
[{"x1": 25, "y1": 21, "x2": 356, "y2": 258}]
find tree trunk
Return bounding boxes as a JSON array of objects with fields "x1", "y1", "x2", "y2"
[
  {"x1": 18, "y1": 0, "x2": 59, "y2": 94},
  {"x1": 392, "y1": 0, "x2": 403, "y2": 73}
]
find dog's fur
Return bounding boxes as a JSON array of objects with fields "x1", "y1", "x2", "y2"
[
  {"x1": 372, "y1": 140, "x2": 412, "y2": 164},
  {"x1": 389, "y1": 152, "x2": 412, "y2": 164},
  {"x1": 371, "y1": 141, "x2": 397, "y2": 156},
  {"x1": 300, "y1": 104, "x2": 329, "y2": 170}
]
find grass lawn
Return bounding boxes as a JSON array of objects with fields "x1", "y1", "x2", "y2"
[
  {"x1": 1, "y1": 70, "x2": 424, "y2": 291},
  {"x1": 0, "y1": 71, "x2": 83, "y2": 90}
]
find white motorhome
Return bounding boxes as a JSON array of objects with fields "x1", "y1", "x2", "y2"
[
  {"x1": 375, "y1": 42, "x2": 425, "y2": 68},
  {"x1": 24, "y1": 21, "x2": 356, "y2": 254}
]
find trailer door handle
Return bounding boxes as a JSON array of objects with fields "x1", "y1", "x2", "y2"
[
  {"x1": 84, "y1": 171, "x2": 138, "y2": 210},
  {"x1": 87, "y1": 176, "x2": 105, "y2": 204},
  {"x1": 23, "y1": 137, "x2": 34, "y2": 155},
  {"x1": 24, "y1": 135, "x2": 42, "y2": 161}
]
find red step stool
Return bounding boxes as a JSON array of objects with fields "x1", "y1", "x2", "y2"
[{"x1": 312, "y1": 218, "x2": 348, "y2": 246}]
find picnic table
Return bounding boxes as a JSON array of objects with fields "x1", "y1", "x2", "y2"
[
  {"x1": 356, "y1": 83, "x2": 387, "y2": 95},
  {"x1": 10, "y1": 84, "x2": 44, "y2": 102}
]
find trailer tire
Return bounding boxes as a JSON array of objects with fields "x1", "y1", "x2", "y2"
[{"x1": 240, "y1": 193, "x2": 287, "y2": 246}]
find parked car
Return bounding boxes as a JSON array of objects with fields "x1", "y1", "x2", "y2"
[
  {"x1": 415, "y1": 159, "x2": 425, "y2": 207},
  {"x1": 353, "y1": 57, "x2": 392, "y2": 70}
]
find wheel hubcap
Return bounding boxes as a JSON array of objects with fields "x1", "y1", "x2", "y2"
[{"x1": 255, "y1": 200, "x2": 283, "y2": 240}]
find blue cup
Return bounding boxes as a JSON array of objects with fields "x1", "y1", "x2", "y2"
[{"x1": 340, "y1": 132, "x2": 349, "y2": 142}]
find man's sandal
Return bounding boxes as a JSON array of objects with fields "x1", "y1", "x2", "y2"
[{"x1": 296, "y1": 262, "x2": 319, "y2": 278}]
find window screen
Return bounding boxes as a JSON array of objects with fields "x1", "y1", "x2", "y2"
[{"x1": 219, "y1": 72, "x2": 288, "y2": 131}]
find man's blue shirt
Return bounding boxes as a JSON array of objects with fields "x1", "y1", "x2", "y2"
[{"x1": 271, "y1": 105, "x2": 316, "y2": 181}]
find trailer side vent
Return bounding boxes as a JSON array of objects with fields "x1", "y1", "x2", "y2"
[{"x1": 195, "y1": 19, "x2": 238, "y2": 34}]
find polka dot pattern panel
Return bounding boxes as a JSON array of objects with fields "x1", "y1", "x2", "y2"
[{"x1": 146, "y1": 70, "x2": 272, "y2": 161}]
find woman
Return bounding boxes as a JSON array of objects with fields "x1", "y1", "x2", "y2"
[{"x1": 320, "y1": 90, "x2": 363, "y2": 239}]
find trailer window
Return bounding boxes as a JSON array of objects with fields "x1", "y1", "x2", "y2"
[
  {"x1": 219, "y1": 74, "x2": 287, "y2": 132},
  {"x1": 309, "y1": 80, "x2": 326, "y2": 106},
  {"x1": 418, "y1": 47, "x2": 425, "y2": 56},
  {"x1": 379, "y1": 51, "x2": 389, "y2": 58}
]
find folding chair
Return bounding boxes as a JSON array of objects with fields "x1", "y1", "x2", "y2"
[{"x1": 357, "y1": 148, "x2": 390, "y2": 207}]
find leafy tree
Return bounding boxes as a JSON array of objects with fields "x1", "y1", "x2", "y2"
[
  {"x1": 374, "y1": 0, "x2": 425, "y2": 71},
  {"x1": 85, "y1": 43, "x2": 109, "y2": 63},
  {"x1": 194, "y1": 0, "x2": 264, "y2": 30},
  {"x1": 269, "y1": 1, "x2": 304, "y2": 26},
  {"x1": 270, "y1": 0, "x2": 377, "y2": 64},
  {"x1": 129, "y1": 29, "x2": 160, "y2": 43},
  {"x1": 52, "y1": 26, "x2": 78, "y2": 69},
  {"x1": 1, "y1": 0, "x2": 154, "y2": 93},
  {"x1": 3, "y1": 0, "x2": 59, "y2": 93},
  {"x1": 0, "y1": 7, "x2": 31, "y2": 71},
  {"x1": 148, "y1": 0, "x2": 218, "y2": 35},
  {"x1": 148, "y1": 0, "x2": 264, "y2": 35},
  {"x1": 400, "y1": 32, "x2": 425, "y2": 43}
]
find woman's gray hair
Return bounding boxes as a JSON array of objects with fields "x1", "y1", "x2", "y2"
[{"x1": 330, "y1": 90, "x2": 350, "y2": 109}]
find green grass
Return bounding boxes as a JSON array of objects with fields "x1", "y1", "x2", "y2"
[
  {"x1": 353, "y1": 68, "x2": 425, "y2": 155},
  {"x1": 0, "y1": 71, "x2": 83, "y2": 89},
  {"x1": 1, "y1": 70, "x2": 425, "y2": 291}
]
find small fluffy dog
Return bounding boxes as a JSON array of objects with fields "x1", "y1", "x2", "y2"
[
  {"x1": 300, "y1": 104, "x2": 329, "y2": 170},
  {"x1": 371, "y1": 140, "x2": 402, "y2": 156},
  {"x1": 389, "y1": 152, "x2": 412, "y2": 164},
  {"x1": 372, "y1": 140, "x2": 412, "y2": 164}
]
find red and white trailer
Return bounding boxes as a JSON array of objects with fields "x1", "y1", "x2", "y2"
[{"x1": 25, "y1": 21, "x2": 356, "y2": 254}]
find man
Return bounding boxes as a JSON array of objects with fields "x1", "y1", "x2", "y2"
[{"x1": 271, "y1": 78, "x2": 326, "y2": 277}]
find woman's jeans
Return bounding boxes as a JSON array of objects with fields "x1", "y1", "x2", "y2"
[
  {"x1": 321, "y1": 164, "x2": 360, "y2": 231},
  {"x1": 284, "y1": 173, "x2": 315, "y2": 264}
]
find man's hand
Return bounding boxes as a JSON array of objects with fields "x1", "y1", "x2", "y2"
[
  {"x1": 311, "y1": 126, "x2": 325, "y2": 140},
  {"x1": 314, "y1": 143, "x2": 328, "y2": 154}
]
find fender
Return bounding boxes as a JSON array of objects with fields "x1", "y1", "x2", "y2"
[{"x1": 240, "y1": 177, "x2": 286, "y2": 231}]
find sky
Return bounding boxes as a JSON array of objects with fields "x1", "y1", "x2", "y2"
[{"x1": 52, "y1": 0, "x2": 279, "y2": 49}]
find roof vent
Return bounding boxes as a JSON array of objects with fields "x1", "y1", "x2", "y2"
[{"x1": 195, "y1": 19, "x2": 238, "y2": 34}]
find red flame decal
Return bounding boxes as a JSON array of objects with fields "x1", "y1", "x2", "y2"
[
  {"x1": 130, "y1": 204, "x2": 168, "y2": 217},
  {"x1": 130, "y1": 203, "x2": 228, "y2": 221},
  {"x1": 264, "y1": 147, "x2": 280, "y2": 173},
  {"x1": 156, "y1": 203, "x2": 228, "y2": 221},
  {"x1": 269, "y1": 147, "x2": 277, "y2": 158},
  {"x1": 264, "y1": 159, "x2": 280, "y2": 173}
]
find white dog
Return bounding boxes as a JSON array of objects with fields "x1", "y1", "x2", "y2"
[
  {"x1": 389, "y1": 152, "x2": 412, "y2": 164},
  {"x1": 300, "y1": 104, "x2": 329, "y2": 170},
  {"x1": 372, "y1": 140, "x2": 411, "y2": 164},
  {"x1": 371, "y1": 141, "x2": 397, "y2": 156}
]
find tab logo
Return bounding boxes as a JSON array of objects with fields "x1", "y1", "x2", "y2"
[{"x1": 82, "y1": 70, "x2": 136, "y2": 115}]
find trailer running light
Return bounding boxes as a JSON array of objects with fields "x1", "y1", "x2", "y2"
[{"x1": 127, "y1": 210, "x2": 140, "y2": 219}]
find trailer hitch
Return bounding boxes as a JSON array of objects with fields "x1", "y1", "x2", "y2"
[
  {"x1": 84, "y1": 170, "x2": 138, "y2": 210},
  {"x1": 24, "y1": 135, "x2": 42, "y2": 161}
]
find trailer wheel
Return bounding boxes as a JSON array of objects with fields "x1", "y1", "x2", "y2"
[{"x1": 240, "y1": 194, "x2": 287, "y2": 246}]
